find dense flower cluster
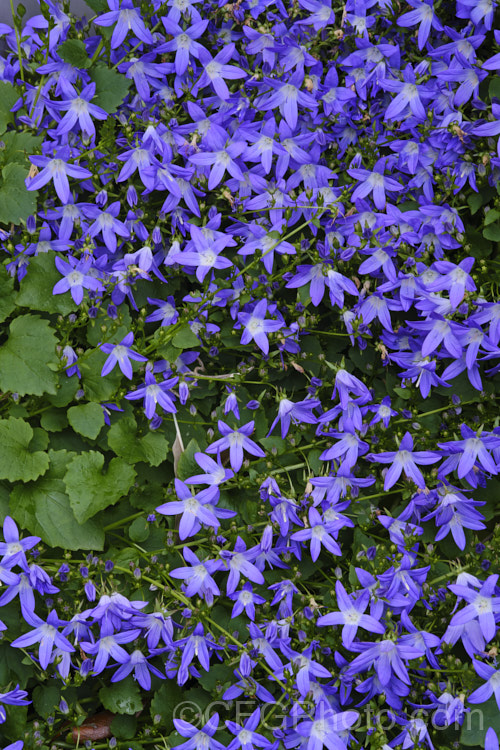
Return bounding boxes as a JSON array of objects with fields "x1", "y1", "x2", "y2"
[{"x1": 0, "y1": 0, "x2": 500, "y2": 747}]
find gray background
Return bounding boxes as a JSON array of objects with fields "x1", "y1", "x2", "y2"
[{"x1": 1, "y1": 1, "x2": 92, "y2": 24}]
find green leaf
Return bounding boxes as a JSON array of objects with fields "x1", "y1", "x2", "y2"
[
  {"x1": 58, "y1": 38, "x2": 92, "y2": 68},
  {"x1": 489, "y1": 77, "x2": 500, "y2": 100},
  {"x1": 128, "y1": 517, "x2": 150, "y2": 542},
  {"x1": 467, "y1": 192, "x2": 484, "y2": 215},
  {"x1": 460, "y1": 696, "x2": 500, "y2": 746},
  {"x1": 67, "y1": 402, "x2": 105, "y2": 440},
  {"x1": 484, "y1": 208, "x2": 500, "y2": 226},
  {"x1": 0, "y1": 132, "x2": 43, "y2": 167},
  {"x1": 64, "y1": 451, "x2": 136, "y2": 523},
  {"x1": 483, "y1": 223, "x2": 500, "y2": 242},
  {"x1": 0, "y1": 82, "x2": 20, "y2": 134},
  {"x1": 40, "y1": 409, "x2": 69, "y2": 432},
  {"x1": 10, "y1": 475, "x2": 105, "y2": 551},
  {"x1": 80, "y1": 349, "x2": 123, "y2": 401},
  {"x1": 172, "y1": 324, "x2": 200, "y2": 349},
  {"x1": 259, "y1": 436, "x2": 286, "y2": 455},
  {"x1": 85, "y1": 0, "x2": 109, "y2": 12},
  {"x1": 99, "y1": 678, "x2": 143, "y2": 715},
  {"x1": 150, "y1": 682, "x2": 191, "y2": 730},
  {"x1": 176, "y1": 438, "x2": 201, "y2": 480},
  {"x1": 15, "y1": 252, "x2": 77, "y2": 315},
  {"x1": 90, "y1": 64, "x2": 131, "y2": 114},
  {"x1": 2, "y1": 705, "x2": 27, "y2": 742},
  {"x1": 48, "y1": 372, "x2": 79, "y2": 407},
  {"x1": 0, "y1": 265, "x2": 15, "y2": 323},
  {"x1": 0, "y1": 163, "x2": 38, "y2": 225},
  {"x1": 110, "y1": 714, "x2": 137, "y2": 740},
  {"x1": 198, "y1": 663, "x2": 233, "y2": 692},
  {"x1": 33, "y1": 685, "x2": 60, "y2": 718},
  {"x1": 0, "y1": 418, "x2": 49, "y2": 482},
  {"x1": 0, "y1": 314, "x2": 59, "y2": 396},
  {"x1": 86, "y1": 305, "x2": 132, "y2": 347},
  {"x1": 108, "y1": 416, "x2": 170, "y2": 467}
]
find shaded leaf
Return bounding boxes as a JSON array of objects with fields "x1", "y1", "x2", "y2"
[
  {"x1": 68, "y1": 402, "x2": 105, "y2": 440},
  {"x1": 0, "y1": 314, "x2": 59, "y2": 396},
  {"x1": 64, "y1": 451, "x2": 136, "y2": 523},
  {"x1": 0, "y1": 418, "x2": 49, "y2": 482}
]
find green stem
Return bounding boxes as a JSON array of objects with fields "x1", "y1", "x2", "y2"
[
  {"x1": 9, "y1": 0, "x2": 25, "y2": 84},
  {"x1": 428, "y1": 564, "x2": 471, "y2": 586},
  {"x1": 393, "y1": 398, "x2": 491, "y2": 424},
  {"x1": 233, "y1": 215, "x2": 325, "y2": 280},
  {"x1": 88, "y1": 37, "x2": 104, "y2": 66},
  {"x1": 103, "y1": 511, "x2": 143, "y2": 531}
]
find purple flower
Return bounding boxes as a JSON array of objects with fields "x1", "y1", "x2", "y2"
[
  {"x1": 94, "y1": 0, "x2": 154, "y2": 48},
  {"x1": 189, "y1": 141, "x2": 246, "y2": 191},
  {"x1": 53, "y1": 255, "x2": 104, "y2": 305},
  {"x1": 0, "y1": 686, "x2": 30, "y2": 725},
  {"x1": 83, "y1": 201, "x2": 130, "y2": 254},
  {"x1": 220, "y1": 536, "x2": 264, "y2": 594},
  {"x1": 0, "y1": 515, "x2": 40, "y2": 566},
  {"x1": 449, "y1": 574, "x2": 500, "y2": 642},
  {"x1": 156, "y1": 479, "x2": 221, "y2": 540},
  {"x1": 81, "y1": 622, "x2": 141, "y2": 675},
  {"x1": 229, "y1": 582, "x2": 266, "y2": 621},
  {"x1": 178, "y1": 623, "x2": 220, "y2": 684},
  {"x1": 295, "y1": 707, "x2": 359, "y2": 750},
  {"x1": 255, "y1": 70, "x2": 319, "y2": 130},
  {"x1": 26, "y1": 151, "x2": 92, "y2": 204},
  {"x1": 397, "y1": 0, "x2": 443, "y2": 49},
  {"x1": 486, "y1": 728, "x2": 499, "y2": 750},
  {"x1": 111, "y1": 649, "x2": 165, "y2": 690},
  {"x1": 438, "y1": 425, "x2": 500, "y2": 479},
  {"x1": 206, "y1": 420, "x2": 265, "y2": 472},
  {"x1": 238, "y1": 299, "x2": 284, "y2": 355},
  {"x1": 380, "y1": 64, "x2": 433, "y2": 121},
  {"x1": 174, "y1": 713, "x2": 225, "y2": 750},
  {"x1": 291, "y1": 507, "x2": 341, "y2": 562},
  {"x1": 100, "y1": 332, "x2": 148, "y2": 379},
  {"x1": 49, "y1": 80, "x2": 108, "y2": 137},
  {"x1": 125, "y1": 370, "x2": 178, "y2": 419},
  {"x1": 194, "y1": 44, "x2": 247, "y2": 100},
  {"x1": 170, "y1": 548, "x2": 222, "y2": 605},
  {"x1": 366, "y1": 432, "x2": 440, "y2": 490},
  {"x1": 184, "y1": 452, "x2": 234, "y2": 486},
  {"x1": 348, "y1": 157, "x2": 404, "y2": 210},
  {"x1": 468, "y1": 660, "x2": 500, "y2": 710},
  {"x1": 267, "y1": 397, "x2": 320, "y2": 438},
  {"x1": 11, "y1": 610, "x2": 74, "y2": 670},
  {"x1": 317, "y1": 580, "x2": 385, "y2": 647},
  {"x1": 226, "y1": 708, "x2": 273, "y2": 750},
  {"x1": 145, "y1": 296, "x2": 178, "y2": 326},
  {"x1": 332, "y1": 368, "x2": 372, "y2": 409}
]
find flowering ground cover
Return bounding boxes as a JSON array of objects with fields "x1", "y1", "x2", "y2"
[{"x1": 1, "y1": 0, "x2": 500, "y2": 747}]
